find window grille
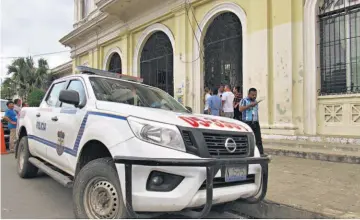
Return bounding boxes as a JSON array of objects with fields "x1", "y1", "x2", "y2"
[
  {"x1": 203, "y1": 12, "x2": 243, "y2": 90},
  {"x1": 318, "y1": 0, "x2": 360, "y2": 95},
  {"x1": 140, "y1": 31, "x2": 174, "y2": 96},
  {"x1": 108, "y1": 53, "x2": 122, "y2": 74}
]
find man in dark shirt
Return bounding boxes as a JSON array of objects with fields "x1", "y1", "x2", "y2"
[{"x1": 233, "y1": 86, "x2": 242, "y2": 120}]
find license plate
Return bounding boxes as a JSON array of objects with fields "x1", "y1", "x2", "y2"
[{"x1": 224, "y1": 165, "x2": 248, "y2": 182}]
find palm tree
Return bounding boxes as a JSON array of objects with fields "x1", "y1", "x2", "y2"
[
  {"x1": 0, "y1": 77, "x2": 17, "y2": 99},
  {"x1": 5, "y1": 57, "x2": 50, "y2": 100}
]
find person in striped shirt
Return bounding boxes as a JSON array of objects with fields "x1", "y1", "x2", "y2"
[{"x1": 239, "y1": 88, "x2": 263, "y2": 154}]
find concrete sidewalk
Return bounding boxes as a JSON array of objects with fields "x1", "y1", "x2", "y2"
[
  {"x1": 264, "y1": 156, "x2": 360, "y2": 218},
  {"x1": 263, "y1": 135, "x2": 360, "y2": 164}
]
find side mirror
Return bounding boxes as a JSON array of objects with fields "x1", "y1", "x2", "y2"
[
  {"x1": 59, "y1": 90, "x2": 80, "y2": 107},
  {"x1": 185, "y1": 106, "x2": 192, "y2": 113}
]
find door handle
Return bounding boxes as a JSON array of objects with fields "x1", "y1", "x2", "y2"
[
  {"x1": 36, "y1": 113, "x2": 41, "y2": 117},
  {"x1": 51, "y1": 116, "x2": 58, "y2": 122}
]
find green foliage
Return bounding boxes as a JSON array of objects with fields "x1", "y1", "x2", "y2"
[
  {"x1": 27, "y1": 88, "x2": 46, "y2": 107},
  {"x1": 0, "y1": 78, "x2": 17, "y2": 99},
  {"x1": 1, "y1": 56, "x2": 50, "y2": 100}
]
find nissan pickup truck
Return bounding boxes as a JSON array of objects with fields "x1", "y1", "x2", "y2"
[{"x1": 15, "y1": 66, "x2": 270, "y2": 219}]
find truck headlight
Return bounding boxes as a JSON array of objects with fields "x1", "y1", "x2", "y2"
[{"x1": 127, "y1": 117, "x2": 186, "y2": 152}]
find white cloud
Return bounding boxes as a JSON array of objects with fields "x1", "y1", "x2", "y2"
[{"x1": 0, "y1": 0, "x2": 73, "y2": 80}]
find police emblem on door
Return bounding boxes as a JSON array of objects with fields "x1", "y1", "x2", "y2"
[{"x1": 57, "y1": 131, "x2": 65, "y2": 156}]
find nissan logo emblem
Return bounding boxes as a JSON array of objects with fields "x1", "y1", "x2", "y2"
[{"x1": 224, "y1": 138, "x2": 237, "y2": 153}]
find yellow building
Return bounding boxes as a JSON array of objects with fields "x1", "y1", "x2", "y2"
[{"x1": 59, "y1": 0, "x2": 360, "y2": 144}]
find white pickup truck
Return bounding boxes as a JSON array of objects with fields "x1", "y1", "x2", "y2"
[{"x1": 15, "y1": 66, "x2": 270, "y2": 219}]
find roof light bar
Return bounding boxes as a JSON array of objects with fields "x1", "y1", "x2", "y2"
[{"x1": 76, "y1": 66, "x2": 144, "y2": 83}]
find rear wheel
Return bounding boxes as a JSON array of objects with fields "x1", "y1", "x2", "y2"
[
  {"x1": 73, "y1": 157, "x2": 128, "y2": 219},
  {"x1": 17, "y1": 136, "x2": 38, "y2": 178}
]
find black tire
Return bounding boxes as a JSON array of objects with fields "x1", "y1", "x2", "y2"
[
  {"x1": 17, "y1": 136, "x2": 38, "y2": 178},
  {"x1": 73, "y1": 157, "x2": 128, "y2": 219}
]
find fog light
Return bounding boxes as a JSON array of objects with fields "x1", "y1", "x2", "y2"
[
  {"x1": 151, "y1": 175, "x2": 164, "y2": 186},
  {"x1": 146, "y1": 171, "x2": 184, "y2": 192}
]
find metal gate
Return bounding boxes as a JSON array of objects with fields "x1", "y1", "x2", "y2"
[
  {"x1": 108, "y1": 53, "x2": 122, "y2": 74},
  {"x1": 204, "y1": 12, "x2": 243, "y2": 90},
  {"x1": 140, "y1": 31, "x2": 174, "y2": 96}
]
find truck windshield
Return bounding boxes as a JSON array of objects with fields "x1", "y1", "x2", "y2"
[
  {"x1": 89, "y1": 77, "x2": 189, "y2": 113},
  {"x1": 0, "y1": 100, "x2": 8, "y2": 112}
]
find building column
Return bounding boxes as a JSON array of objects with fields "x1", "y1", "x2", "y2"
[
  {"x1": 246, "y1": 0, "x2": 271, "y2": 129},
  {"x1": 269, "y1": 0, "x2": 297, "y2": 135},
  {"x1": 120, "y1": 35, "x2": 129, "y2": 75},
  {"x1": 88, "y1": 51, "x2": 94, "y2": 68},
  {"x1": 303, "y1": 0, "x2": 319, "y2": 135},
  {"x1": 92, "y1": 48, "x2": 99, "y2": 69},
  {"x1": 172, "y1": 3, "x2": 188, "y2": 106}
]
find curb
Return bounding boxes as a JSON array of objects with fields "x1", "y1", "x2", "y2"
[
  {"x1": 230, "y1": 200, "x2": 334, "y2": 219},
  {"x1": 265, "y1": 148, "x2": 360, "y2": 164}
]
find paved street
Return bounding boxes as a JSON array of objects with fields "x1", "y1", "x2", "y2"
[
  {"x1": 1, "y1": 154, "x2": 245, "y2": 219},
  {"x1": 267, "y1": 156, "x2": 360, "y2": 218}
]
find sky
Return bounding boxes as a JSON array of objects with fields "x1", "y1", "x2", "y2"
[{"x1": 0, "y1": 0, "x2": 73, "y2": 82}]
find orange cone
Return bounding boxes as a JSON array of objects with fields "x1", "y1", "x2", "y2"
[{"x1": 0, "y1": 122, "x2": 8, "y2": 155}]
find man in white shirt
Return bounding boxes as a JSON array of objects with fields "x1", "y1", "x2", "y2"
[
  {"x1": 221, "y1": 85, "x2": 235, "y2": 118},
  {"x1": 14, "y1": 98, "x2": 22, "y2": 115},
  {"x1": 203, "y1": 87, "x2": 212, "y2": 114}
]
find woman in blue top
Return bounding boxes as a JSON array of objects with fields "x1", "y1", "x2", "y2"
[{"x1": 208, "y1": 88, "x2": 222, "y2": 116}]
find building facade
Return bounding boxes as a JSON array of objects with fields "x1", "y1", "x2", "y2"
[
  {"x1": 51, "y1": 61, "x2": 73, "y2": 78},
  {"x1": 60, "y1": 0, "x2": 360, "y2": 138}
]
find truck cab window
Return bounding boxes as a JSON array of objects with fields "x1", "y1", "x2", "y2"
[
  {"x1": 62, "y1": 80, "x2": 86, "y2": 108},
  {"x1": 46, "y1": 81, "x2": 67, "y2": 107}
]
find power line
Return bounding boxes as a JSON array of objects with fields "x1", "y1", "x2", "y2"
[
  {"x1": 0, "y1": 50, "x2": 71, "y2": 59},
  {"x1": 181, "y1": 0, "x2": 204, "y2": 63}
]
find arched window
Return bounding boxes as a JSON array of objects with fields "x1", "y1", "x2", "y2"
[
  {"x1": 203, "y1": 12, "x2": 243, "y2": 90},
  {"x1": 140, "y1": 31, "x2": 174, "y2": 96},
  {"x1": 318, "y1": 0, "x2": 360, "y2": 95},
  {"x1": 108, "y1": 53, "x2": 122, "y2": 74}
]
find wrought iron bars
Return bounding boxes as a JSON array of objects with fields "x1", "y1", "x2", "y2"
[
  {"x1": 140, "y1": 31, "x2": 174, "y2": 96},
  {"x1": 318, "y1": 1, "x2": 360, "y2": 95}
]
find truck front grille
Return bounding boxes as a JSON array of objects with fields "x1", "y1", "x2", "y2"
[{"x1": 203, "y1": 133, "x2": 249, "y2": 157}]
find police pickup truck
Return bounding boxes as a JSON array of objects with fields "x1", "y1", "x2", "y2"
[{"x1": 15, "y1": 66, "x2": 270, "y2": 219}]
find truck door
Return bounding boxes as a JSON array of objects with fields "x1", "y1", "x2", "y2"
[
  {"x1": 31, "y1": 81, "x2": 68, "y2": 159},
  {"x1": 46, "y1": 78, "x2": 88, "y2": 174}
]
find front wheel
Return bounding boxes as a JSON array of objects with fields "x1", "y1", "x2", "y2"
[
  {"x1": 73, "y1": 157, "x2": 128, "y2": 219},
  {"x1": 17, "y1": 136, "x2": 38, "y2": 178}
]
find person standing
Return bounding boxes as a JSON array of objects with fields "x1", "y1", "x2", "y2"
[
  {"x1": 208, "y1": 88, "x2": 222, "y2": 116},
  {"x1": 218, "y1": 85, "x2": 224, "y2": 98},
  {"x1": 239, "y1": 88, "x2": 263, "y2": 154},
  {"x1": 14, "y1": 98, "x2": 22, "y2": 115},
  {"x1": 221, "y1": 85, "x2": 235, "y2": 118},
  {"x1": 3, "y1": 101, "x2": 17, "y2": 153},
  {"x1": 203, "y1": 87, "x2": 211, "y2": 114},
  {"x1": 233, "y1": 86, "x2": 242, "y2": 120}
]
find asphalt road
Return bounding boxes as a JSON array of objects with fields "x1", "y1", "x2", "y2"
[{"x1": 1, "y1": 154, "x2": 245, "y2": 219}]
